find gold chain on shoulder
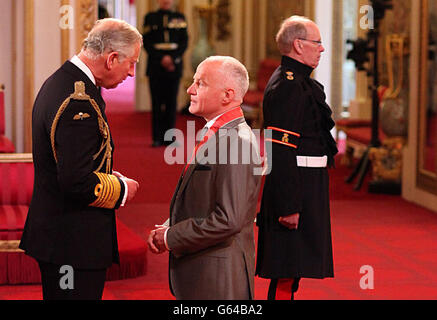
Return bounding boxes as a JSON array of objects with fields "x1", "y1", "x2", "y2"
[{"x1": 50, "y1": 81, "x2": 112, "y2": 174}]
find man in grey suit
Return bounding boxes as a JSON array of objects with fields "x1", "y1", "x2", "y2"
[{"x1": 148, "y1": 56, "x2": 262, "y2": 300}]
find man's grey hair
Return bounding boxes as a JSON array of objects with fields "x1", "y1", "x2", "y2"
[
  {"x1": 276, "y1": 15, "x2": 312, "y2": 55},
  {"x1": 200, "y1": 56, "x2": 249, "y2": 102},
  {"x1": 82, "y1": 18, "x2": 142, "y2": 61}
]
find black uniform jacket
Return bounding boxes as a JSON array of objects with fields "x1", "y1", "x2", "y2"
[
  {"x1": 19, "y1": 61, "x2": 125, "y2": 269},
  {"x1": 255, "y1": 56, "x2": 337, "y2": 279},
  {"x1": 142, "y1": 9, "x2": 188, "y2": 79}
]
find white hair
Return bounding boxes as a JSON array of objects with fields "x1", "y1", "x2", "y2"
[
  {"x1": 82, "y1": 18, "x2": 142, "y2": 61},
  {"x1": 200, "y1": 56, "x2": 250, "y2": 102}
]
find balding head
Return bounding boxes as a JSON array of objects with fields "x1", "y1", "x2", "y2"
[
  {"x1": 187, "y1": 56, "x2": 249, "y2": 121},
  {"x1": 276, "y1": 16, "x2": 324, "y2": 68},
  {"x1": 276, "y1": 16, "x2": 315, "y2": 55},
  {"x1": 199, "y1": 56, "x2": 249, "y2": 102}
]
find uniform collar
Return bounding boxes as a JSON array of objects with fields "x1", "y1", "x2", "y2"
[
  {"x1": 158, "y1": 9, "x2": 172, "y2": 14},
  {"x1": 70, "y1": 55, "x2": 96, "y2": 86},
  {"x1": 61, "y1": 60, "x2": 105, "y2": 110},
  {"x1": 281, "y1": 55, "x2": 314, "y2": 78}
]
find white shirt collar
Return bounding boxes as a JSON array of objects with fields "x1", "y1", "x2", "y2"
[
  {"x1": 70, "y1": 55, "x2": 96, "y2": 86},
  {"x1": 204, "y1": 112, "x2": 224, "y2": 130}
]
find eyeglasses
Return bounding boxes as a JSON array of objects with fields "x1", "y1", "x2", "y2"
[{"x1": 298, "y1": 38, "x2": 323, "y2": 46}]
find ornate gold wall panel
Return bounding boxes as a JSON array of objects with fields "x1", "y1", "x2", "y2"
[
  {"x1": 417, "y1": 0, "x2": 437, "y2": 194},
  {"x1": 402, "y1": 0, "x2": 437, "y2": 212},
  {"x1": 75, "y1": 0, "x2": 98, "y2": 52},
  {"x1": 61, "y1": 0, "x2": 70, "y2": 62},
  {"x1": 265, "y1": 0, "x2": 314, "y2": 59}
]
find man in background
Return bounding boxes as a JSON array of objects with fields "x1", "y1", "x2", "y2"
[
  {"x1": 255, "y1": 16, "x2": 338, "y2": 300},
  {"x1": 142, "y1": 0, "x2": 188, "y2": 147}
]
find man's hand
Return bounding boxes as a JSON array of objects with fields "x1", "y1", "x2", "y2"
[
  {"x1": 279, "y1": 213, "x2": 300, "y2": 230},
  {"x1": 161, "y1": 55, "x2": 175, "y2": 72},
  {"x1": 113, "y1": 171, "x2": 139, "y2": 203},
  {"x1": 124, "y1": 178, "x2": 139, "y2": 202},
  {"x1": 147, "y1": 227, "x2": 169, "y2": 254}
]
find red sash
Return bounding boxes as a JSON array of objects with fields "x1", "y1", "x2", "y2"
[{"x1": 183, "y1": 107, "x2": 244, "y2": 175}]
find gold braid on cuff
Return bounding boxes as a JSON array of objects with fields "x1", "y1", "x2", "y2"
[{"x1": 90, "y1": 172, "x2": 121, "y2": 209}]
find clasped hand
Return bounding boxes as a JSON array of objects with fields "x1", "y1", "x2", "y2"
[
  {"x1": 279, "y1": 213, "x2": 300, "y2": 230},
  {"x1": 148, "y1": 226, "x2": 169, "y2": 254},
  {"x1": 161, "y1": 55, "x2": 175, "y2": 72},
  {"x1": 113, "y1": 171, "x2": 139, "y2": 203}
]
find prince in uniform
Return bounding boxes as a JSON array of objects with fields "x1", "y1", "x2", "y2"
[
  {"x1": 255, "y1": 16, "x2": 338, "y2": 300},
  {"x1": 19, "y1": 19, "x2": 140, "y2": 300},
  {"x1": 142, "y1": 0, "x2": 188, "y2": 147}
]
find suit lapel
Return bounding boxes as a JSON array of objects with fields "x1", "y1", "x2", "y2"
[
  {"x1": 174, "y1": 117, "x2": 245, "y2": 202},
  {"x1": 169, "y1": 174, "x2": 183, "y2": 219}
]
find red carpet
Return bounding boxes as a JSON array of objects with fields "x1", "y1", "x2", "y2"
[{"x1": 1, "y1": 78, "x2": 437, "y2": 300}]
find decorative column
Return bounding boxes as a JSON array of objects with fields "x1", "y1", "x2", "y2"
[{"x1": 331, "y1": 0, "x2": 343, "y2": 120}]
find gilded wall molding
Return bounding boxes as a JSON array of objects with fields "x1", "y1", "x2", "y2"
[
  {"x1": 11, "y1": 0, "x2": 17, "y2": 146},
  {"x1": 265, "y1": 0, "x2": 314, "y2": 60},
  {"x1": 61, "y1": 0, "x2": 70, "y2": 62},
  {"x1": 331, "y1": 0, "x2": 343, "y2": 120},
  {"x1": 24, "y1": 0, "x2": 34, "y2": 153},
  {"x1": 402, "y1": 0, "x2": 437, "y2": 212},
  {"x1": 0, "y1": 153, "x2": 33, "y2": 163},
  {"x1": 75, "y1": 0, "x2": 98, "y2": 53},
  {"x1": 0, "y1": 240, "x2": 23, "y2": 253}
]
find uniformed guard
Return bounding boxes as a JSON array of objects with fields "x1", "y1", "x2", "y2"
[
  {"x1": 255, "y1": 16, "x2": 338, "y2": 300},
  {"x1": 142, "y1": 0, "x2": 188, "y2": 147},
  {"x1": 19, "y1": 18, "x2": 140, "y2": 300}
]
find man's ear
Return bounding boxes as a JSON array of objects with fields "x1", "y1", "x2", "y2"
[
  {"x1": 293, "y1": 39, "x2": 303, "y2": 55},
  {"x1": 223, "y1": 88, "x2": 236, "y2": 104},
  {"x1": 106, "y1": 52, "x2": 119, "y2": 70}
]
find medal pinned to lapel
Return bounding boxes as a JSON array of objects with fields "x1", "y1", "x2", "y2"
[
  {"x1": 286, "y1": 71, "x2": 294, "y2": 81},
  {"x1": 73, "y1": 112, "x2": 90, "y2": 120}
]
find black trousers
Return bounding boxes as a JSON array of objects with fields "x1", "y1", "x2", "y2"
[
  {"x1": 38, "y1": 260, "x2": 107, "y2": 300},
  {"x1": 149, "y1": 76, "x2": 180, "y2": 144}
]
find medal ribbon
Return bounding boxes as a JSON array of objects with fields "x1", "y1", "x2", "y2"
[{"x1": 183, "y1": 107, "x2": 244, "y2": 175}]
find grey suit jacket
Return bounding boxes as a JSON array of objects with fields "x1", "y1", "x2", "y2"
[{"x1": 167, "y1": 117, "x2": 262, "y2": 300}]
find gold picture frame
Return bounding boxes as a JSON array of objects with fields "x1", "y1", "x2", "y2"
[{"x1": 417, "y1": 0, "x2": 437, "y2": 194}]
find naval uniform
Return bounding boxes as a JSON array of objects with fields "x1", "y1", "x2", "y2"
[
  {"x1": 142, "y1": 9, "x2": 188, "y2": 146},
  {"x1": 19, "y1": 59, "x2": 126, "y2": 300},
  {"x1": 255, "y1": 56, "x2": 338, "y2": 296}
]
